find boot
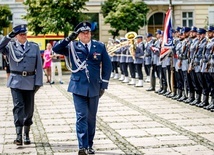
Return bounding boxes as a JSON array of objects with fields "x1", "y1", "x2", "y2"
[
  {"x1": 113, "y1": 73, "x2": 119, "y2": 79},
  {"x1": 128, "y1": 78, "x2": 136, "y2": 85},
  {"x1": 122, "y1": 76, "x2": 129, "y2": 83},
  {"x1": 166, "y1": 89, "x2": 176, "y2": 98},
  {"x1": 172, "y1": 89, "x2": 182, "y2": 100},
  {"x1": 155, "y1": 88, "x2": 163, "y2": 94},
  {"x1": 119, "y1": 75, "x2": 125, "y2": 81},
  {"x1": 190, "y1": 93, "x2": 201, "y2": 105},
  {"x1": 135, "y1": 80, "x2": 143, "y2": 87},
  {"x1": 158, "y1": 86, "x2": 167, "y2": 95},
  {"x1": 184, "y1": 92, "x2": 195, "y2": 103},
  {"x1": 24, "y1": 126, "x2": 31, "y2": 145},
  {"x1": 204, "y1": 97, "x2": 214, "y2": 110},
  {"x1": 177, "y1": 91, "x2": 187, "y2": 102},
  {"x1": 197, "y1": 95, "x2": 209, "y2": 107},
  {"x1": 14, "y1": 126, "x2": 23, "y2": 145}
]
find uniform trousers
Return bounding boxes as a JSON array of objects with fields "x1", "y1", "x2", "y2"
[
  {"x1": 177, "y1": 69, "x2": 184, "y2": 91},
  {"x1": 73, "y1": 93, "x2": 99, "y2": 149},
  {"x1": 196, "y1": 72, "x2": 208, "y2": 95},
  {"x1": 211, "y1": 73, "x2": 214, "y2": 97},
  {"x1": 190, "y1": 70, "x2": 202, "y2": 94},
  {"x1": 144, "y1": 64, "x2": 151, "y2": 77},
  {"x1": 11, "y1": 88, "x2": 35, "y2": 127},
  {"x1": 112, "y1": 61, "x2": 118, "y2": 74},
  {"x1": 161, "y1": 67, "x2": 167, "y2": 88},
  {"x1": 202, "y1": 73, "x2": 212, "y2": 95},
  {"x1": 128, "y1": 62, "x2": 135, "y2": 78},
  {"x1": 119, "y1": 62, "x2": 124, "y2": 75},
  {"x1": 135, "y1": 64, "x2": 143, "y2": 80},
  {"x1": 172, "y1": 67, "x2": 178, "y2": 90},
  {"x1": 182, "y1": 71, "x2": 189, "y2": 94},
  {"x1": 122, "y1": 63, "x2": 129, "y2": 77},
  {"x1": 166, "y1": 65, "x2": 171, "y2": 91}
]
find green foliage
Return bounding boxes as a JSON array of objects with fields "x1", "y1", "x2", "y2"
[
  {"x1": 0, "y1": 5, "x2": 12, "y2": 33},
  {"x1": 101, "y1": 0, "x2": 149, "y2": 38},
  {"x1": 23, "y1": 0, "x2": 89, "y2": 37}
]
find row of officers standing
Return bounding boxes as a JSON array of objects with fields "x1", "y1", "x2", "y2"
[{"x1": 108, "y1": 25, "x2": 214, "y2": 112}]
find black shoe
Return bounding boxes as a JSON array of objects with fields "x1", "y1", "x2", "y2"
[
  {"x1": 163, "y1": 91, "x2": 171, "y2": 96},
  {"x1": 88, "y1": 148, "x2": 95, "y2": 154},
  {"x1": 183, "y1": 98, "x2": 195, "y2": 103},
  {"x1": 207, "y1": 104, "x2": 214, "y2": 110},
  {"x1": 50, "y1": 81, "x2": 55, "y2": 84},
  {"x1": 177, "y1": 96, "x2": 187, "y2": 102},
  {"x1": 146, "y1": 87, "x2": 155, "y2": 91},
  {"x1": 167, "y1": 93, "x2": 176, "y2": 98},
  {"x1": 14, "y1": 135, "x2": 22, "y2": 145},
  {"x1": 78, "y1": 148, "x2": 88, "y2": 155}
]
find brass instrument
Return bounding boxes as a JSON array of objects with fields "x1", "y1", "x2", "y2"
[
  {"x1": 107, "y1": 40, "x2": 129, "y2": 56},
  {"x1": 125, "y1": 31, "x2": 137, "y2": 60}
]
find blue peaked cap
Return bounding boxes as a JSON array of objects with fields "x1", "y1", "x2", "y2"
[
  {"x1": 176, "y1": 26, "x2": 182, "y2": 32},
  {"x1": 146, "y1": 33, "x2": 153, "y2": 38},
  {"x1": 181, "y1": 27, "x2": 191, "y2": 33},
  {"x1": 197, "y1": 28, "x2": 207, "y2": 34},
  {"x1": 156, "y1": 29, "x2": 162, "y2": 35},
  {"x1": 207, "y1": 26, "x2": 214, "y2": 32},
  {"x1": 74, "y1": 21, "x2": 91, "y2": 32},
  {"x1": 190, "y1": 26, "x2": 197, "y2": 32},
  {"x1": 13, "y1": 24, "x2": 27, "y2": 33}
]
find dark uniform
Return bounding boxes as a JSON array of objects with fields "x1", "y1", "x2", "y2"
[
  {"x1": 0, "y1": 24, "x2": 43, "y2": 145},
  {"x1": 52, "y1": 22, "x2": 112, "y2": 154}
]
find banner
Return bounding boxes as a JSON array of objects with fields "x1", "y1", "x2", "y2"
[{"x1": 160, "y1": 8, "x2": 173, "y2": 61}]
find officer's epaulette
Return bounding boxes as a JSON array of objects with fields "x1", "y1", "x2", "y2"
[
  {"x1": 92, "y1": 40, "x2": 104, "y2": 45},
  {"x1": 29, "y1": 41, "x2": 39, "y2": 46}
]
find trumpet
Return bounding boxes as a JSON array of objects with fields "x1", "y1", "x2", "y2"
[
  {"x1": 125, "y1": 31, "x2": 137, "y2": 60},
  {"x1": 107, "y1": 41, "x2": 129, "y2": 56}
]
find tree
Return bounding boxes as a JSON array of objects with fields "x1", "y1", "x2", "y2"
[
  {"x1": 23, "y1": 0, "x2": 89, "y2": 37},
  {"x1": 0, "y1": 5, "x2": 12, "y2": 34},
  {"x1": 101, "y1": 0, "x2": 149, "y2": 38}
]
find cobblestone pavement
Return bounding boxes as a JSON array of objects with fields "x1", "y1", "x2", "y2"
[{"x1": 0, "y1": 70, "x2": 214, "y2": 155}]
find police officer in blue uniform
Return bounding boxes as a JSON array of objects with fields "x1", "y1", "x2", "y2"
[
  {"x1": 52, "y1": 21, "x2": 112, "y2": 155},
  {"x1": 0, "y1": 24, "x2": 43, "y2": 145}
]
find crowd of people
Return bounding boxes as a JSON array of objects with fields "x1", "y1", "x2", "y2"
[{"x1": 108, "y1": 26, "x2": 214, "y2": 112}]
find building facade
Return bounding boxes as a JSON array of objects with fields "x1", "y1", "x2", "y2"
[{"x1": 1, "y1": 0, "x2": 214, "y2": 43}]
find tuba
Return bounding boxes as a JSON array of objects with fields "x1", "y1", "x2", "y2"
[{"x1": 125, "y1": 31, "x2": 137, "y2": 60}]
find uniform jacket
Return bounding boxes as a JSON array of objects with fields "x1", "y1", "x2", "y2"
[
  {"x1": 202, "y1": 38, "x2": 214, "y2": 73},
  {"x1": 52, "y1": 39, "x2": 112, "y2": 97},
  {"x1": 144, "y1": 40, "x2": 153, "y2": 65},
  {"x1": 151, "y1": 38, "x2": 161, "y2": 65},
  {"x1": 175, "y1": 40, "x2": 183, "y2": 71},
  {"x1": 193, "y1": 37, "x2": 207, "y2": 73},
  {"x1": 0, "y1": 36, "x2": 43, "y2": 90},
  {"x1": 134, "y1": 42, "x2": 144, "y2": 64}
]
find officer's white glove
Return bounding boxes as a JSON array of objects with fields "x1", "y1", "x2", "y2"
[{"x1": 99, "y1": 89, "x2": 105, "y2": 98}]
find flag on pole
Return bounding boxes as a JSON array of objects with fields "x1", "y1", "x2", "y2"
[{"x1": 160, "y1": 8, "x2": 173, "y2": 61}]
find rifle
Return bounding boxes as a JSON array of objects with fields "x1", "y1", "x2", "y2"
[{"x1": 188, "y1": 39, "x2": 201, "y2": 73}]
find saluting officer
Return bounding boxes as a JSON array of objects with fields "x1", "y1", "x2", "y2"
[
  {"x1": 0, "y1": 24, "x2": 43, "y2": 145},
  {"x1": 52, "y1": 21, "x2": 112, "y2": 155},
  {"x1": 209, "y1": 28, "x2": 214, "y2": 112}
]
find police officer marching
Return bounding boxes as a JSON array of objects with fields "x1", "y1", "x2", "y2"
[
  {"x1": 0, "y1": 24, "x2": 43, "y2": 146},
  {"x1": 52, "y1": 21, "x2": 112, "y2": 155}
]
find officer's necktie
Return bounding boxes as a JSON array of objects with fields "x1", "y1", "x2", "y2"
[
  {"x1": 85, "y1": 44, "x2": 89, "y2": 55},
  {"x1": 21, "y1": 44, "x2": 25, "y2": 51}
]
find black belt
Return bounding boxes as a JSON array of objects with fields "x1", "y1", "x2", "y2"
[{"x1": 11, "y1": 70, "x2": 35, "y2": 76}]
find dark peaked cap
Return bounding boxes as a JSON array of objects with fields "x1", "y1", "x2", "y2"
[
  {"x1": 13, "y1": 24, "x2": 27, "y2": 33},
  {"x1": 74, "y1": 21, "x2": 91, "y2": 32}
]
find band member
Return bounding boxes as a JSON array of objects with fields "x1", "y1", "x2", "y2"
[
  {"x1": 209, "y1": 28, "x2": 214, "y2": 112},
  {"x1": 0, "y1": 24, "x2": 43, "y2": 146},
  {"x1": 52, "y1": 21, "x2": 112, "y2": 155},
  {"x1": 110, "y1": 39, "x2": 120, "y2": 79},
  {"x1": 144, "y1": 33, "x2": 153, "y2": 89},
  {"x1": 134, "y1": 35, "x2": 145, "y2": 87}
]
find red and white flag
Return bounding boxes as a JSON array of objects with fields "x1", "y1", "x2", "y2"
[{"x1": 160, "y1": 8, "x2": 173, "y2": 61}]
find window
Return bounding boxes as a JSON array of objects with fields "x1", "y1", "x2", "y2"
[
  {"x1": 182, "y1": 12, "x2": 193, "y2": 27},
  {"x1": 208, "y1": 7, "x2": 214, "y2": 25}
]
